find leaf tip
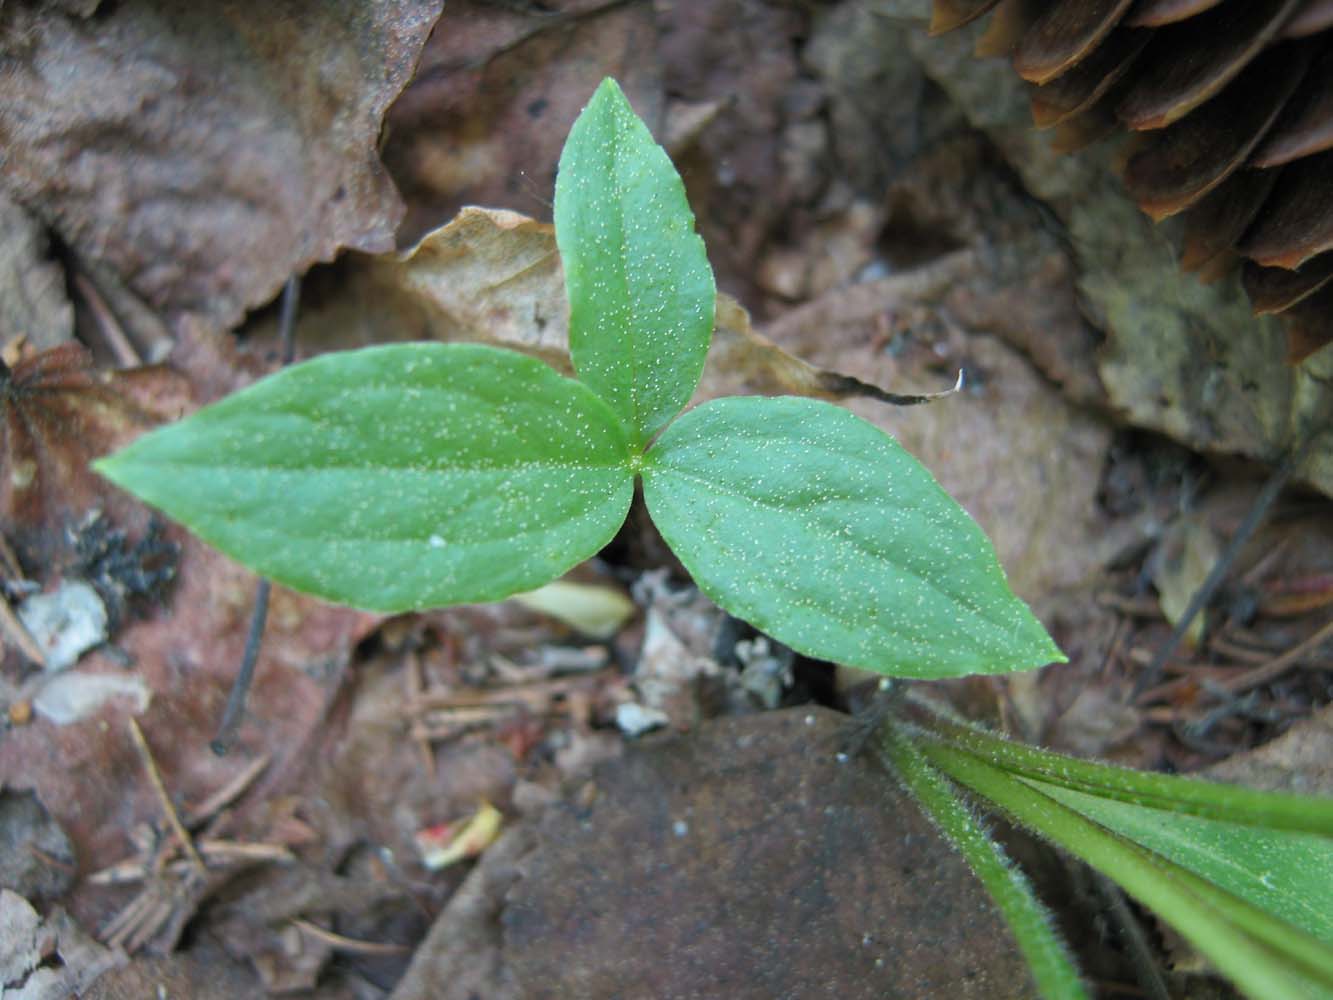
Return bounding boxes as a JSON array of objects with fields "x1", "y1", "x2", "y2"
[{"x1": 90, "y1": 452, "x2": 120, "y2": 482}]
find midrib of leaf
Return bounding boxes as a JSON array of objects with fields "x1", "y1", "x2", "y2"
[
  {"x1": 134, "y1": 458, "x2": 629, "y2": 474},
  {"x1": 598, "y1": 117, "x2": 645, "y2": 443},
  {"x1": 229, "y1": 503, "x2": 625, "y2": 547}
]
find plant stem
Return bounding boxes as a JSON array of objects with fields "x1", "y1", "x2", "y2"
[
  {"x1": 877, "y1": 725, "x2": 1090, "y2": 1000},
  {"x1": 920, "y1": 741, "x2": 1333, "y2": 1000}
]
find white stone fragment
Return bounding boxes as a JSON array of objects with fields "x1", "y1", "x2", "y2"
[{"x1": 17, "y1": 580, "x2": 108, "y2": 672}]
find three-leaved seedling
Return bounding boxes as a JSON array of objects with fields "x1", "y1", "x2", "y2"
[
  {"x1": 94, "y1": 79, "x2": 1333, "y2": 1000},
  {"x1": 95, "y1": 79, "x2": 1062, "y2": 681}
]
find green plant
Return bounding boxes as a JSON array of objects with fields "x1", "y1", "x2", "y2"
[
  {"x1": 93, "y1": 78, "x2": 1059, "y2": 682},
  {"x1": 95, "y1": 79, "x2": 1333, "y2": 999},
  {"x1": 885, "y1": 697, "x2": 1333, "y2": 1000}
]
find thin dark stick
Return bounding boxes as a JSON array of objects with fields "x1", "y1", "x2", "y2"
[
  {"x1": 211, "y1": 276, "x2": 300, "y2": 755},
  {"x1": 212, "y1": 580, "x2": 271, "y2": 755},
  {"x1": 277, "y1": 275, "x2": 300, "y2": 365},
  {"x1": 1132, "y1": 420, "x2": 1327, "y2": 699}
]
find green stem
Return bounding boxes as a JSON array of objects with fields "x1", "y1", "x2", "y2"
[
  {"x1": 909, "y1": 709, "x2": 1333, "y2": 836},
  {"x1": 878, "y1": 725, "x2": 1090, "y2": 1000},
  {"x1": 920, "y1": 741, "x2": 1333, "y2": 1000}
]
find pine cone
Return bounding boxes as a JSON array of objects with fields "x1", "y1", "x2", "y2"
[{"x1": 931, "y1": 0, "x2": 1333, "y2": 360}]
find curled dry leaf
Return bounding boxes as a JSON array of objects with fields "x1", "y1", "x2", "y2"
[
  {"x1": 370, "y1": 207, "x2": 961, "y2": 410},
  {"x1": 0, "y1": 0, "x2": 441, "y2": 339}
]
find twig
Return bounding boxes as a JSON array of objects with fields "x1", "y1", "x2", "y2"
[
  {"x1": 90, "y1": 839, "x2": 293, "y2": 884},
  {"x1": 128, "y1": 718, "x2": 204, "y2": 874},
  {"x1": 1206, "y1": 636, "x2": 1275, "y2": 665},
  {"x1": 211, "y1": 579, "x2": 270, "y2": 755},
  {"x1": 1221, "y1": 617, "x2": 1333, "y2": 694},
  {"x1": 277, "y1": 274, "x2": 300, "y2": 365},
  {"x1": 74, "y1": 271, "x2": 142, "y2": 368},
  {"x1": 405, "y1": 649, "x2": 436, "y2": 777},
  {"x1": 211, "y1": 274, "x2": 301, "y2": 755},
  {"x1": 0, "y1": 532, "x2": 26, "y2": 579},
  {"x1": 102, "y1": 890, "x2": 160, "y2": 948},
  {"x1": 183, "y1": 753, "x2": 270, "y2": 827},
  {"x1": 290, "y1": 918, "x2": 410, "y2": 955},
  {"x1": 409, "y1": 671, "x2": 613, "y2": 712},
  {"x1": 1132, "y1": 421, "x2": 1328, "y2": 697},
  {"x1": 1096, "y1": 593, "x2": 1163, "y2": 618}
]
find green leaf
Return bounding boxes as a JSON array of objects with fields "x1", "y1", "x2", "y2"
[
  {"x1": 922, "y1": 740, "x2": 1333, "y2": 1000},
  {"x1": 879, "y1": 727, "x2": 1090, "y2": 1000},
  {"x1": 95, "y1": 344, "x2": 636, "y2": 612},
  {"x1": 555, "y1": 77, "x2": 715, "y2": 448},
  {"x1": 1034, "y1": 782, "x2": 1333, "y2": 947},
  {"x1": 641, "y1": 396, "x2": 1063, "y2": 678},
  {"x1": 917, "y1": 712, "x2": 1333, "y2": 836}
]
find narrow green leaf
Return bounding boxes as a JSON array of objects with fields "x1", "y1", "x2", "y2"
[
  {"x1": 1034, "y1": 781, "x2": 1333, "y2": 947},
  {"x1": 877, "y1": 726, "x2": 1090, "y2": 1000},
  {"x1": 917, "y1": 712, "x2": 1333, "y2": 836},
  {"x1": 555, "y1": 78, "x2": 715, "y2": 447},
  {"x1": 923, "y1": 742, "x2": 1333, "y2": 999},
  {"x1": 95, "y1": 344, "x2": 636, "y2": 612},
  {"x1": 641, "y1": 396, "x2": 1064, "y2": 678}
]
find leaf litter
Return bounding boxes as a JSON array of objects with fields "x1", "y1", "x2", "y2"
[{"x1": 2, "y1": 0, "x2": 1333, "y2": 995}]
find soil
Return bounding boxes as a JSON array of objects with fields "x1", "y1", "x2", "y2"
[{"x1": 1, "y1": 2, "x2": 1330, "y2": 998}]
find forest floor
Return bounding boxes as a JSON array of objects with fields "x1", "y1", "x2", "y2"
[{"x1": 1, "y1": 2, "x2": 1331, "y2": 998}]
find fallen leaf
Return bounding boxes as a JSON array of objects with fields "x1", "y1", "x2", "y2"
[
  {"x1": 389, "y1": 826, "x2": 532, "y2": 1000},
  {"x1": 1203, "y1": 702, "x2": 1333, "y2": 796},
  {"x1": 383, "y1": 0, "x2": 663, "y2": 243},
  {"x1": 17, "y1": 581, "x2": 108, "y2": 673},
  {"x1": 1150, "y1": 514, "x2": 1222, "y2": 646},
  {"x1": 0, "y1": 344, "x2": 190, "y2": 570},
  {"x1": 0, "y1": 890, "x2": 122, "y2": 999},
  {"x1": 0, "y1": 195, "x2": 72, "y2": 352},
  {"x1": 30, "y1": 671, "x2": 151, "y2": 726},
  {"x1": 0, "y1": 0, "x2": 441, "y2": 338},
  {"x1": 513, "y1": 580, "x2": 634, "y2": 640}
]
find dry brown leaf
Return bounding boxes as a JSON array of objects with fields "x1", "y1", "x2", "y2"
[
  {"x1": 0, "y1": 1, "x2": 441, "y2": 339},
  {"x1": 0, "y1": 195, "x2": 72, "y2": 353},
  {"x1": 0, "y1": 344, "x2": 190, "y2": 569},
  {"x1": 383, "y1": 0, "x2": 662, "y2": 243},
  {"x1": 1202, "y1": 701, "x2": 1333, "y2": 795}
]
